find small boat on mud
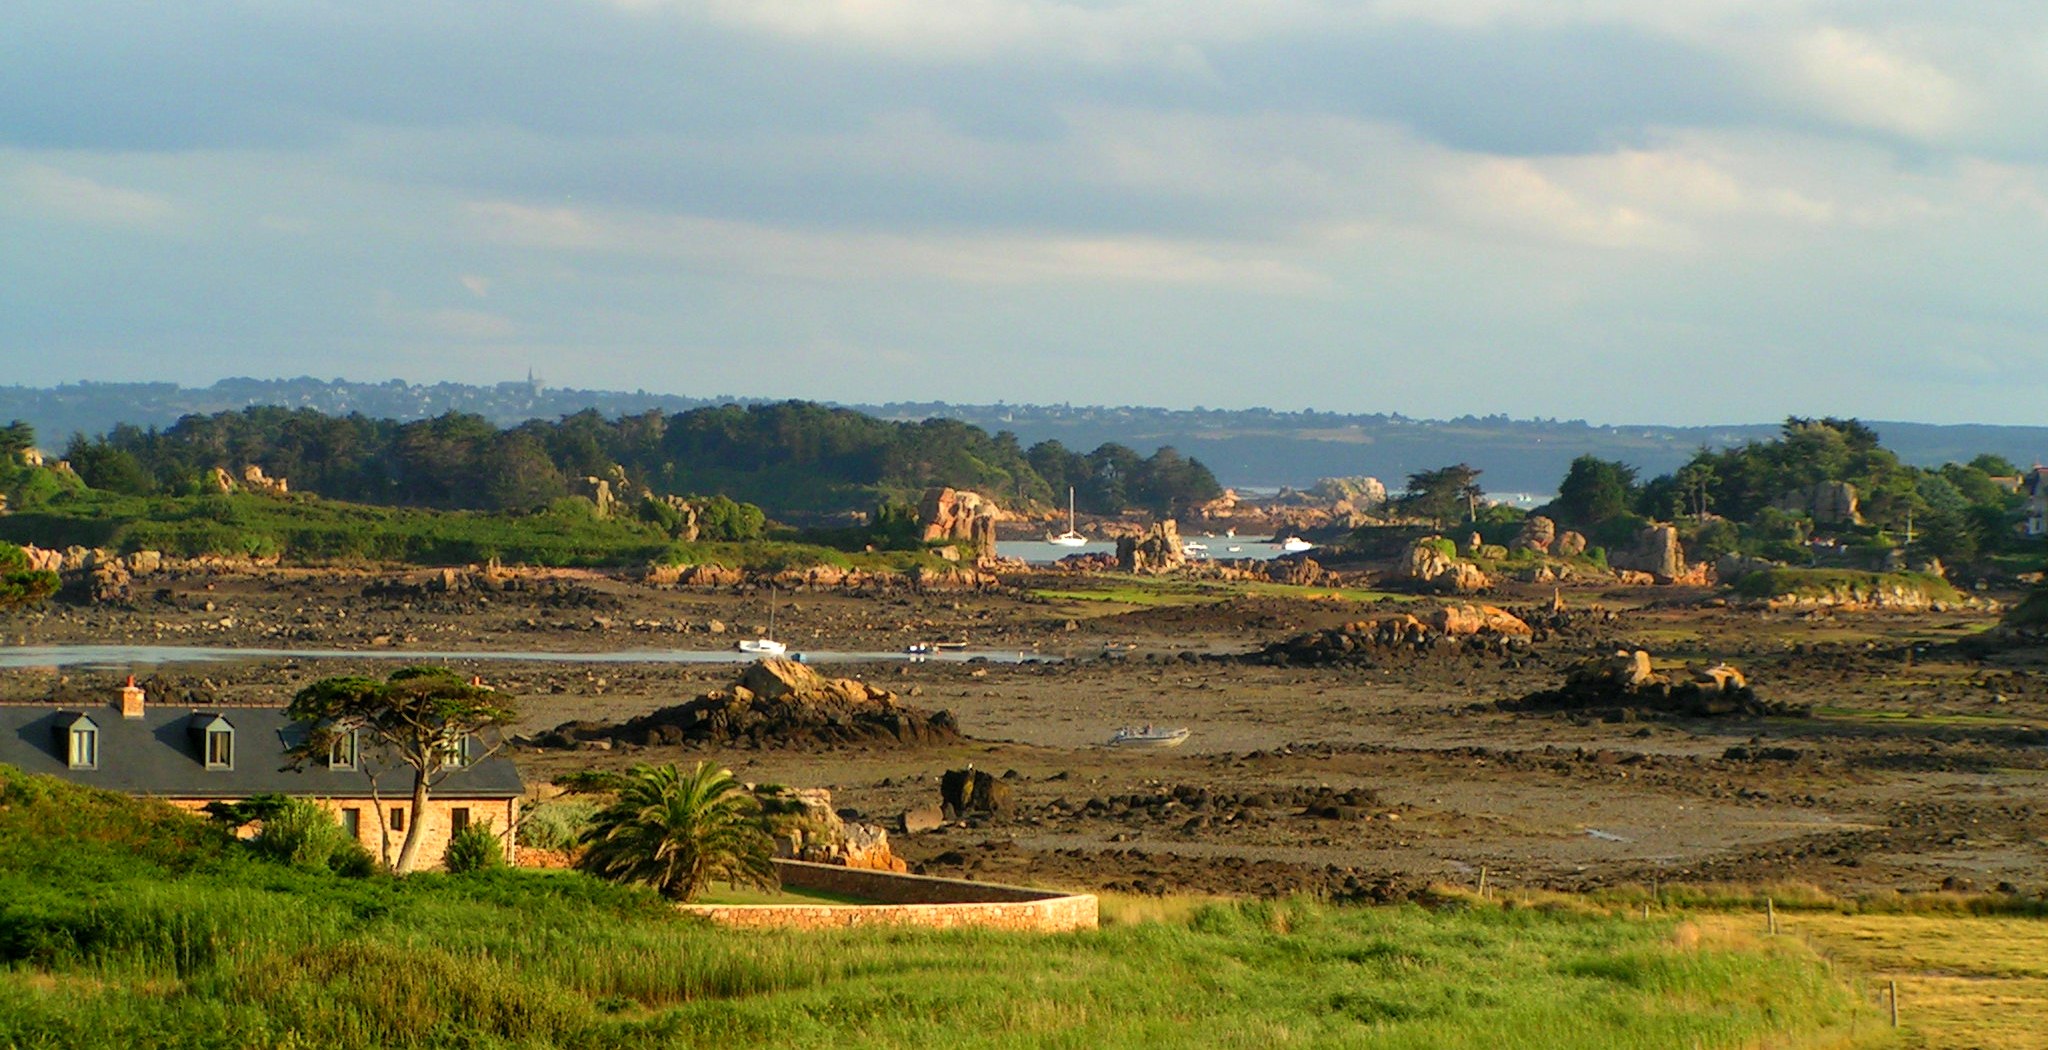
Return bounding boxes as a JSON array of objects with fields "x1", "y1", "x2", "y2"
[
  {"x1": 1278, "y1": 536, "x2": 1314, "y2": 553},
  {"x1": 1108, "y1": 725, "x2": 1190, "y2": 749}
]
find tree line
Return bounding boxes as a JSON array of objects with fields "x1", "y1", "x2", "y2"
[
  {"x1": 55, "y1": 402, "x2": 1222, "y2": 520},
  {"x1": 1393, "y1": 418, "x2": 2026, "y2": 566}
]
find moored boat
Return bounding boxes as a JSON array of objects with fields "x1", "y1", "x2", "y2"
[{"x1": 1108, "y1": 725, "x2": 1190, "y2": 749}]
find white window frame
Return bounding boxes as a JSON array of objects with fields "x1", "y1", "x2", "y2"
[{"x1": 67, "y1": 720, "x2": 98, "y2": 770}]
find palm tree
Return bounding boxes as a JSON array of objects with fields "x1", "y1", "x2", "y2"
[{"x1": 576, "y1": 762, "x2": 778, "y2": 901}]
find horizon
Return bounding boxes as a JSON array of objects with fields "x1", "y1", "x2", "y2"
[{"x1": 3, "y1": 373, "x2": 2040, "y2": 435}]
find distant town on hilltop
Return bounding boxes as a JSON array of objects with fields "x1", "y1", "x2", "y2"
[{"x1": 2, "y1": 376, "x2": 2041, "y2": 495}]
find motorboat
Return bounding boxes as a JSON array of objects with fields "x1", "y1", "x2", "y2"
[
  {"x1": 1048, "y1": 487, "x2": 1089, "y2": 547},
  {"x1": 1181, "y1": 541, "x2": 1209, "y2": 556},
  {"x1": 1279, "y1": 536, "x2": 1314, "y2": 553},
  {"x1": 1108, "y1": 725, "x2": 1190, "y2": 749}
]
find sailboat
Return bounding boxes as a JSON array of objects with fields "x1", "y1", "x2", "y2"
[
  {"x1": 1048, "y1": 487, "x2": 1088, "y2": 547},
  {"x1": 736, "y1": 595, "x2": 788, "y2": 655}
]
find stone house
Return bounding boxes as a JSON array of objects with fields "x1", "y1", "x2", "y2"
[{"x1": 0, "y1": 681, "x2": 522, "y2": 868}]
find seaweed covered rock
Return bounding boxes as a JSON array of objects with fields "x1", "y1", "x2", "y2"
[
  {"x1": 540, "y1": 658, "x2": 961, "y2": 750},
  {"x1": 1246, "y1": 605, "x2": 1532, "y2": 666},
  {"x1": 1500, "y1": 650, "x2": 1807, "y2": 718}
]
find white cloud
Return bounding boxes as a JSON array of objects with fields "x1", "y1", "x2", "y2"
[
  {"x1": 6, "y1": 164, "x2": 177, "y2": 226},
  {"x1": 1786, "y1": 26, "x2": 1970, "y2": 140},
  {"x1": 463, "y1": 200, "x2": 1328, "y2": 291}
]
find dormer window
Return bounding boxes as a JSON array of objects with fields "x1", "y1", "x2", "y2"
[
  {"x1": 328, "y1": 729, "x2": 359, "y2": 770},
  {"x1": 439, "y1": 733, "x2": 469, "y2": 769},
  {"x1": 62, "y1": 714, "x2": 98, "y2": 770},
  {"x1": 191, "y1": 714, "x2": 235, "y2": 770}
]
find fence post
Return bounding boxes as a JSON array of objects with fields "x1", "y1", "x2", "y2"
[
  {"x1": 1766, "y1": 897, "x2": 1777, "y2": 935},
  {"x1": 1478, "y1": 866, "x2": 1488, "y2": 900},
  {"x1": 1889, "y1": 980, "x2": 1900, "y2": 1028}
]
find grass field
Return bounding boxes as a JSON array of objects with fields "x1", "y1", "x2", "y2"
[{"x1": 0, "y1": 766, "x2": 1889, "y2": 1049}]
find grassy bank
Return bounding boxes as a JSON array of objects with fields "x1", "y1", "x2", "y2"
[
  {"x1": 1730, "y1": 569, "x2": 1962, "y2": 605},
  {"x1": 0, "y1": 767, "x2": 1882, "y2": 1049}
]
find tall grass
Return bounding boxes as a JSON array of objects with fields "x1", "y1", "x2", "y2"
[{"x1": 0, "y1": 767, "x2": 1877, "y2": 1049}]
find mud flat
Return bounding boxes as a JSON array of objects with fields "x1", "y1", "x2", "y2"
[{"x1": 2, "y1": 565, "x2": 2041, "y2": 900}]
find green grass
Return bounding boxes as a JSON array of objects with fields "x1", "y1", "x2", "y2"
[
  {"x1": 1731, "y1": 569, "x2": 1962, "y2": 605},
  {"x1": 0, "y1": 487, "x2": 957, "y2": 572},
  {"x1": 0, "y1": 766, "x2": 1879, "y2": 1049}
]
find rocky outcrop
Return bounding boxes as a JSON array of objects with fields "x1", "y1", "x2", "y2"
[
  {"x1": 920, "y1": 488, "x2": 1001, "y2": 567},
  {"x1": 539, "y1": 658, "x2": 962, "y2": 751},
  {"x1": 1714, "y1": 553, "x2": 1780, "y2": 581},
  {"x1": 1246, "y1": 605, "x2": 1531, "y2": 666},
  {"x1": 757, "y1": 785, "x2": 906, "y2": 872},
  {"x1": 1772, "y1": 481, "x2": 1862, "y2": 525},
  {"x1": 1401, "y1": 537, "x2": 1490, "y2": 594},
  {"x1": 18, "y1": 545, "x2": 62, "y2": 574},
  {"x1": 1609, "y1": 524, "x2": 1686, "y2": 582},
  {"x1": 1500, "y1": 650, "x2": 1805, "y2": 718},
  {"x1": 572, "y1": 476, "x2": 618, "y2": 519},
  {"x1": 240, "y1": 464, "x2": 288, "y2": 495},
  {"x1": 1510, "y1": 516, "x2": 1555, "y2": 554},
  {"x1": 1309, "y1": 476, "x2": 1388, "y2": 512},
  {"x1": 1117, "y1": 520, "x2": 1187, "y2": 574},
  {"x1": 940, "y1": 767, "x2": 1013, "y2": 819},
  {"x1": 1555, "y1": 531, "x2": 1588, "y2": 558}
]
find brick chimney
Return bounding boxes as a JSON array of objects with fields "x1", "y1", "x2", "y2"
[{"x1": 119, "y1": 675, "x2": 146, "y2": 719}]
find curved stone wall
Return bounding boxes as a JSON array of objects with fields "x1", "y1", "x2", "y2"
[{"x1": 679, "y1": 860, "x2": 1098, "y2": 932}]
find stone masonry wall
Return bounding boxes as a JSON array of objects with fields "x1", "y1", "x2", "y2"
[{"x1": 678, "y1": 859, "x2": 1099, "y2": 932}]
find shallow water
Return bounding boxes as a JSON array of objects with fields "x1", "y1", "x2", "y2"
[
  {"x1": 999, "y1": 536, "x2": 1298, "y2": 565},
  {"x1": 0, "y1": 644, "x2": 1053, "y2": 671}
]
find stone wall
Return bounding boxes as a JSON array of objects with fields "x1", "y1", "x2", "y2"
[{"x1": 678, "y1": 859, "x2": 1098, "y2": 932}]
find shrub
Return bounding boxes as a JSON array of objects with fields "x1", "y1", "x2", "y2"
[
  {"x1": 444, "y1": 821, "x2": 507, "y2": 874},
  {"x1": 251, "y1": 800, "x2": 357, "y2": 873},
  {"x1": 519, "y1": 799, "x2": 598, "y2": 852}
]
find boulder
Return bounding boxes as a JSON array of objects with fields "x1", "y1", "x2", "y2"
[
  {"x1": 1511, "y1": 516, "x2": 1556, "y2": 554},
  {"x1": 1609, "y1": 523, "x2": 1685, "y2": 582},
  {"x1": 1555, "y1": 531, "x2": 1587, "y2": 558},
  {"x1": 18, "y1": 545, "x2": 61, "y2": 574},
  {"x1": 240, "y1": 464, "x2": 288, "y2": 495},
  {"x1": 1772, "y1": 481, "x2": 1862, "y2": 525},
  {"x1": 572, "y1": 476, "x2": 617, "y2": 519},
  {"x1": 940, "y1": 767, "x2": 1013, "y2": 817},
  {"x1": 1431, "y1": 604, "x2": 1533, "y2": 637},
  {"x1": 205, "y1": 467, "x2": 236, "y2": 494},
  {"x1": 1401, "y1": 537, "x2": 1491, "y2": 594},
  {"x1": 1500, "y1": 651, "x2": 1803, "y2": 717},
  {"x1": 919, "y1": 487, "x2": 1001, "y2": 565},
  {"x1": 1117, "y1": 520, "x2": 1187, "y2": 574},
  {"x1": 758, "y1": 786, "x2": 906, "y2": 872}
]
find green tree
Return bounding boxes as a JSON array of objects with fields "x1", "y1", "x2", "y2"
[
  {"x1": 1399, "y1": 464, "x2": 1483, "y2": 527},
  {"x1": 1551, "y1": 456, "x2": 1639, "y2": 527},
  {"x1": 576, "y1": 762, "x2": 777, "y2": 901},
  {"x1": 0, "y1": 421, "x2": 33, "y2": 459},
  {"x1": 285, "y1": 666, "x2": 517, "y2": 874},
  {"x1": 1673, "y1": 461, "x2": 1718, "y2": 520}
]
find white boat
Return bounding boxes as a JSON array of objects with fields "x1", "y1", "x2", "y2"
[
  {"x1": 1108, "y1": 725, "x2": 1190, "y2": 749},
  {"x1": 1182, "y1": 541, "x2": 1209, "y2": 556},
  {"x1": 736, "y1": 597, "x2": 786, "y2": 655},
  {"x1": 1048, "y1": 487, "x2": 1088, "y2": 547},
  {"x1": 1279, "y1": 536, "x2": 1314, "y2": 553}
]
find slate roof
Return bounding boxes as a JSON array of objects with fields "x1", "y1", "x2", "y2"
[{"x1": 0, "y1": 704, "x2": 523, "y2": 800}]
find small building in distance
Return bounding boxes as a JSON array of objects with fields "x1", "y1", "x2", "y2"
[
  {"x1": 0, "y1": 680, "x2": 522, "y2": 868},
  {"x1": 2024, "y1": 467, "x2": 2048, "y2": 538}
]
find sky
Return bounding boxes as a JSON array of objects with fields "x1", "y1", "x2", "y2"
[{"x1": 4, "y1": 1, "x2": 2046, "y2": 425}]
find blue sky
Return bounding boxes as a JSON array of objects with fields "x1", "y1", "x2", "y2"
[{"x1": 4, "y1": 0, "x2": 2044, "y2": 424}]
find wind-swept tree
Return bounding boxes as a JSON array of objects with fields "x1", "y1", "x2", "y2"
[
  {"x1": 1399, "y1": 464, "x2": 1483, "y2": 527},
  {"x1": 285, "y1": 666, "x2": 517, "y2": 874},
  {"x1": 576, "y1": 762, "x2": 777, "y2": 901}
]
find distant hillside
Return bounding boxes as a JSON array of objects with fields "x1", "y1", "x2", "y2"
[{"x1": 5, "y1": 378, "x2": 2044, "y2": 493}]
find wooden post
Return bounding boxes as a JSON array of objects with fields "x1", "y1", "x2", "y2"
[
  {"x1": 1889, "y1": 980, "x2": 1900, "y2": 1028},
  {"x1": 1767, "y1": 897, "x2": 1777, "y2": 935},
  {"x1": 1478, "y1": 866, "x2": 1488, "y2": 900}
]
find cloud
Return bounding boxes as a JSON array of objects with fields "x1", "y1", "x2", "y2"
[
  {"x1": 462, "y1": 200, "x2": 1328, "y2": 291},
  {"x1": 1786, "y1": 26, "x2": 1970, "y2": 140},
  {"x1": 6, "y1": 164, "x2": 177, "y2": 226}
]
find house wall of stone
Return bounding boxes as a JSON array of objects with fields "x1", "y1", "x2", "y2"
[{"x1": 163, "y1": 795, "x2": 519, "y2": 870}]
